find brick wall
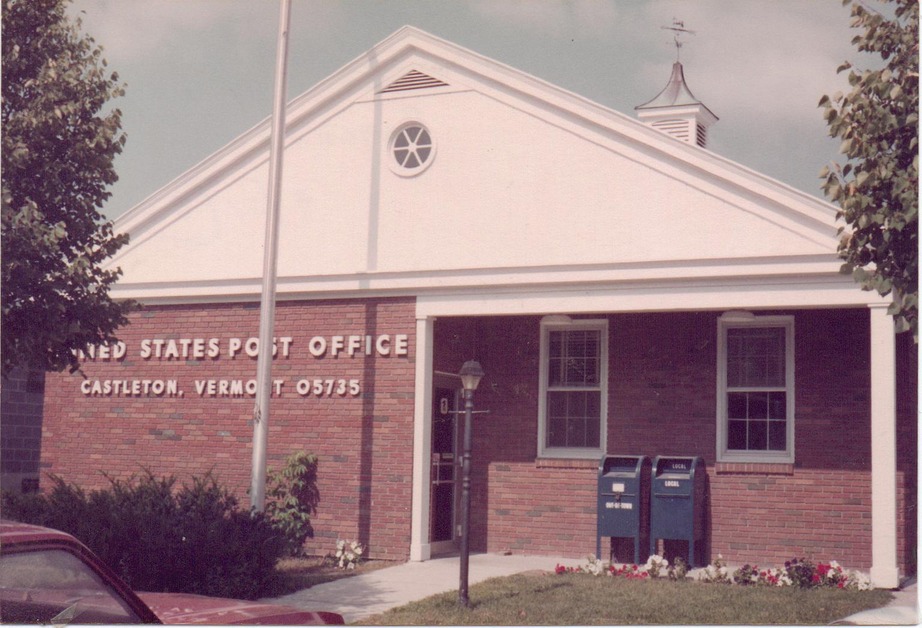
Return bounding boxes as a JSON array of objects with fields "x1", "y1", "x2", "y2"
[
  {"x1": 1, "y1": 367, "x2": 45, "y2": 492},
  {"x1": 434, "y1": 309, "x2": 917, "y2": 572},
  {"x1": 41, "y1": 302, "x2": 917, "y2": 572},
  {"x1": 41, "y1": 297, "x2": 416, "y2": 561}
]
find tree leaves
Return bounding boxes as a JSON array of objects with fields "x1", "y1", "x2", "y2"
[
  {"x1": 819, "y1": 0, "x2": 919, "y2": 340},
  {"x1": 2, "y1": 0, "x2": 136, "y2": 376}
]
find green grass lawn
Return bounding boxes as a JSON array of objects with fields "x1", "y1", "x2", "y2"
[{"x1": 360, "y1": 572, "x2": 893, "y2": 625}]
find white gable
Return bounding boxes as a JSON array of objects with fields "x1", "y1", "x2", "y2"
[{"x1": 109, "y1": 27, "x2": 867, "y2": 309}]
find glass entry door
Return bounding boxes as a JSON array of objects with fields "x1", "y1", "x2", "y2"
[{"x1": 430, "y1": 379, "x2": 461, "y2": 552}]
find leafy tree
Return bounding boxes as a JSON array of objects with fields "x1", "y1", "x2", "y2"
[
  {"x1": 820, "y1": 0, "x2": 918, "y2": 339},
  {"x1": 2, "y1": 0, "x2": 133, "y2": 377}
]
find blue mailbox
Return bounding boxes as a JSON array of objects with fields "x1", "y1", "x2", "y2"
[
  {"x1": 649, "y1": 456, "x2": 707, "y2": 567},
  {"x1": 596, "y1": 455, "x2": 651, "y2": 564}
]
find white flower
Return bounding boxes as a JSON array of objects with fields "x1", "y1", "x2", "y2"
[
  {"x1": 333, "y1": 539, "x2": 365, "y2": 570},
  {"x1": 644, "y1": 555, "x2": 669, "y2": 577},
  {"x1": 583, "y1": 555, "x2": 606, "y2": 576},
  {"x1": 849, "y1": 570, "x2": 872, "y2": 590}
]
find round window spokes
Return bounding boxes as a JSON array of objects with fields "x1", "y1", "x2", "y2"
[{"x1": 393, "y1": 126, "x2": 432, "y2": 169}]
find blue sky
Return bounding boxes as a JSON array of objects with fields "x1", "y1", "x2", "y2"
[{"x1": 69, "y1": 0, "x2": 863, "y2": 220}]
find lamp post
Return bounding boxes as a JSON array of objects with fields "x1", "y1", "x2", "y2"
[{"x1": 458, "y1": 360, "x2": 484, "y2": 608}]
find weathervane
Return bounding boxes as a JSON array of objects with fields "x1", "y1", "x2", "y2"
[{"x1": 661, "y1": 18, "x2": 695, "y2": 61}]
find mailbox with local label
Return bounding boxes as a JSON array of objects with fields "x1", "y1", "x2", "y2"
[
  {"x1": 597, "y1": 455, "x2": 651, "y2": 564},
  {"x1": 649, "y1": 456, "x2": 707, "y2": 567}
]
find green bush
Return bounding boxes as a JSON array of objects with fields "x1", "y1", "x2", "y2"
[
  {"x1": 2, "y1": 471, "x2": 287, "y2": 599},
  {"x1": 265, "y1": 451, "x2": 320, "y2": 557}
]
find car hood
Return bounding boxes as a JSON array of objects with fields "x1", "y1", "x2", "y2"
[{"x1": 137, "y1": 592, "x2": 343, "y2": 625}]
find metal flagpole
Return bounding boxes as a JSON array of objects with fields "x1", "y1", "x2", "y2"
[{"x1": 251, "y1": 0, "x2": 292, "y2": 512}]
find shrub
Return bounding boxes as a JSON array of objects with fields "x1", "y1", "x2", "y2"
[
  {"x1": 644, "y1": 554, "x2": 669, "y2": 578},
  {"x1": 784, "y1": 557, "x2": 818, "y2": 588},
  {"x1": 697, "y1": 554, "x2": 732, "y2": 584},
  {"x1": 732, "y1": 563, "x2": 761, "y2": 586},
  {"x1": 264, "y1": 451, "x2": 320, "y2": 557},
  {"x1": 2, "y1": 471, "x2": 287, "y2": 599},
  {"x1": 669, "y1": 556, "x2": 689, "y2": 581},
  {"x1": 329, "y1": 539, "x2": 365, "y2": 570}
]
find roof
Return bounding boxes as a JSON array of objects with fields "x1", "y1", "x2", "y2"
[
  {"x1": 635, "y1": 61, "x2": 718, "y2": 121},
  {"x1": 103, "y1": 26, "x2": 876, "y2": 312}
]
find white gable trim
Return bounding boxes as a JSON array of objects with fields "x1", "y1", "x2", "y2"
[{"x1": 116, "y1": 254, "x2": 880, "y2": 312}]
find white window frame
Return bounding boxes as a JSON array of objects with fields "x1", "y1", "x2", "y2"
[
  {"x1": 716, "y1": 312, "x2": 795, "y2": 464},
  {"x1": 388, "y1": 121, "x2": 436, "y2": 177},
  {"x1": 538, "y1": 316, "x2": 608, "y2": 459}
]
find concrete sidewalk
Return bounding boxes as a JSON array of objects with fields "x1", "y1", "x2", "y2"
[
  {"x1": 265, "y1": 553, "x2": 579, "y2": 623},
  {"x1": 836, "y1": 577, "x2": 918, "y2": 626},
  {"x1": 264, "y1": 554, "x2": 919, "y2": 625}
]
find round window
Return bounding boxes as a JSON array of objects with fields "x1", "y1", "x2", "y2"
[{"x1": 390, "y1": 123, "x2": 434, "y2": 174}]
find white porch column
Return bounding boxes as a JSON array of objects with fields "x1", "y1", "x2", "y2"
[
  {"x1": 409, "y1": 315, "x2": 435, "y2": 561},
  {"x1": 869, "y1": 304, "x2": 899, "y2": 588}
]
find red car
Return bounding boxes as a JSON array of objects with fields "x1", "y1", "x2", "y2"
[{"x1": 0, "y1": 520, "x2": 344, "y2": 625}]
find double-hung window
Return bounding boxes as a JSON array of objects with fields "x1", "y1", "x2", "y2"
[
  {"x1": 717, "y1": 313, "x2": 795, "y2": 463},
  {"x1": 538, "y1": 317, "x2": 608, "y2": 459}
]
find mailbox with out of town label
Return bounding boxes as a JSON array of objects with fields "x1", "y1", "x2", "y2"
[
  {"x1": 649, "y1": 456, "x2": 707, "y2": 567},
  {"x1": 596, "y1": 455, "x2": 651, "y2": 564}
]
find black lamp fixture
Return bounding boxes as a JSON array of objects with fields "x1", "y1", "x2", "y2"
[
  {"x1": 459, "y1": 360, "x2": 485, "y2": 392},
  {"x1": 457, "y1": 359, "x2": 483, "y2": 607}
]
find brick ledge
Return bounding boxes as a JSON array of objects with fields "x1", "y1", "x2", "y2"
[
  {"x1": 715, "y1": 462, "x2": 795, "y2": 475},
  {"x1": 535, "y1": 458, "x2": 598, "y2": 469}
]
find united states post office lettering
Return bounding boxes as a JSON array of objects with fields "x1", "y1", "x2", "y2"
[{"x1": 78, "y1": 334, "x2": 408, "y2": 361}]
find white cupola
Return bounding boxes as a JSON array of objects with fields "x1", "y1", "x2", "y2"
[{"x1": 635, "y1": 60, "x2": 718, "y2": 148}]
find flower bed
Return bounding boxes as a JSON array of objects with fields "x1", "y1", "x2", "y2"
[{"x1": 556, "y1": 554, "x2": 871, "y2": 590}]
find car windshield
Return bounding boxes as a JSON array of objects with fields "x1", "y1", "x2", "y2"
[{"x1": 0, "y1": 548, "x2": 144, "y2": 624}]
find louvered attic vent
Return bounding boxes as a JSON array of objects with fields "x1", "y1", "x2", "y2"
[
  {"x1": 379, "y1": 69, "x2": 449, "y2": 93},
  {"x1": 696, "y1": 123, "x2": 707, "y2": 148},
  {"x1": 652, "y1": 119, "x2": 690, "y2": 142}
]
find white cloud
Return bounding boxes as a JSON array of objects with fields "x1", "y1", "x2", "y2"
[{"x1": 467, "y1": 0, "x2": 620, "y2": 38}]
